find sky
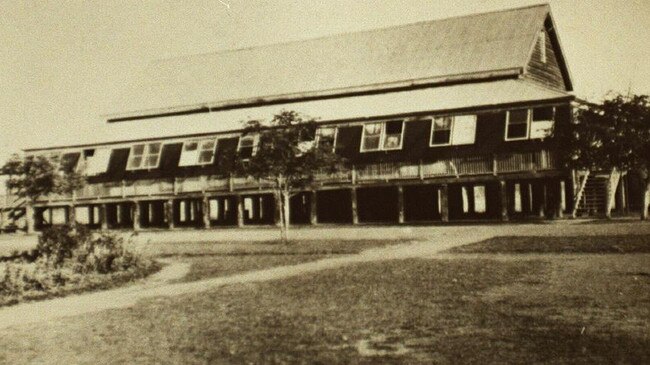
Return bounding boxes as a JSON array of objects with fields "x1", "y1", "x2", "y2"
[{"x1": 1, "y1": 0, "x2": 649, "y2": 163}]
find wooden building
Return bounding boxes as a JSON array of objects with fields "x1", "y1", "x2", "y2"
[{"x1": 13, "y1": 4, "x2": 632, "y2": 232}]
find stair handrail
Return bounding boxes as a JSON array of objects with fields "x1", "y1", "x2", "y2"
[{"x1": 571, "y1": 170, "x2": 590, "y2": 218}]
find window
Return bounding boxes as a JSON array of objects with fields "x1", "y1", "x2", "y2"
[
  {"x1": 361, "y1": 123, "x2": 382, "y2": 151},
  {"x1": 84, "y1": 148, "x2": 112, "y2": 176},
  {"x1": 505, "y1": 109, "x2": 529, "y2": 140},
  {"x1": 127, "y1": 142, "x2": 162, "y2": 170},
  {"x1": 383, "y1": 121, "x2": 404, "y2": 150},
  {"x1": 179, "y1": 138, "x2": 217, "y2": 166},
  {"x1": 430, "y1": 117, "x2": 452, "y2": 145},
  {"x1": 530, "y1": 107, "x2": 555, "y2": 139},
  {"x1": 451, "y1": 115, "x2": 477, "y2": 145},
  {"x1": 316, "y1": 126, "x2": 337, "y2": 151},
  {"x1": 238, "y1": 134, "x2": 258, "y2": 159},
  {"x1": 360, "y1": 120, "x2": 404, "y2": 152},
  {"x1": 505, "y1": 107, "x2": 555, "y2": 141},
  {"x1": 429, "y1": 115, "x2": 477, "y2": 146}
]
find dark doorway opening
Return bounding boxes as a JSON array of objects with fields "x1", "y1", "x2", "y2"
[
  {"x1": 403, "y1": 185, "x2": 440, "y2": 222},
  {"x1": 316, "y1": 189, "x2": 352, "y2": 223},
  {"x1": 290, "y1": 192, "x2": 312, "y2": 225},
  {"x1": 357, "y1": 186, "x2": 399, "y2": 223},
  {"x1": 140, "y1": 200, "x2": 168, "y2": 228},
  {"x1": 207, "y1": 196, "x2": 237, "y2": 226},
  {"x1": 106, "y1": 202, "x2": 134, "y2": 229},
  {"x1": 241, "y1": 194, "x2": 274, "y2": 225},
  {"x1": 173, "y1": 198, "x2": 203, "y2": 228}
]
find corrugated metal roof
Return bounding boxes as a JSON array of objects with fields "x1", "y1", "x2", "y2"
[
  {"x1": 110, "y1": 4, "x2": 551, "y2": 117},
  {"x1": 30, "y1": 79, "x2": 570, "y2": 152}
]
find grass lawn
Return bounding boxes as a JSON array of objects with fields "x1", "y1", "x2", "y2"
[
  {"x1": 174, "y1": 254, "x2": 329, "y2": 282},
  {"x1": 447, "y1": 234, "x2": 650, "y2": 254},
  {"x1": 1, "y1": 250, "x2": 648, "y2": 364}
]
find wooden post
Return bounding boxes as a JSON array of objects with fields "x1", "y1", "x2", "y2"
[
  {"x1": 499, "y1": 180, "x2": 509, "y2": 221},
  {"x1": 100, "y1": 204, "x2": 108, "y2": 230},
  {"x1": 310, "y1": 191, "x2": 318, "y2": 225},
  {"x1": 274, "y1": 192, "x2": 282, "y2": 227},
  {"x1": 236, "y1": 195, "x2": 244, "y2": 227},
  {"x1": 439, "y1": 184, "x2": 449, "y2": 222},
  {"x1": 25, "y1": 202, "x2": 35, "y2": 234},
  {"x1": 397, "y1": 185, "x2": 405, "y2": 224},
  {"x1": 166, "y1": 199, "x2": 175, "y2": 229},
  {"x1": 538, "y1": 182, "x2": 547, "y2": 218},
  {"x1": 555, "y1": 179, "x2": 564, "y2": 219},
  {"x1": 350, "y1": 187, "x2": 359, "y2": 225},
  {"x1": 68, "y1": 204, "x2": 76, "y2": 225},
  {"x1": 132, "y1": 201, "x2": 141, "y2": 231},
  {"x1": 202, "y1": 196, "x2": 211, "y2": 229},
  {"x1": 615, "y1": 176, "x2": 625, "y2": 215}
]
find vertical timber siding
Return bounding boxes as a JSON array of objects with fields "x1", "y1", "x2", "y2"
[{"x1": 525, "y1": 28, "x2": 567, "y2": 91}]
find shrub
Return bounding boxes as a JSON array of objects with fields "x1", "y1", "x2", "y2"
[
  {"x1": 0, "y1": 224, "x2": 159, "y2": 306},
  {"x1": 73, "y1": 232, "x2": 144, "y2": 274},
  {"x1": 37, "y1": 224, "x2": 91, "y2": 267}
]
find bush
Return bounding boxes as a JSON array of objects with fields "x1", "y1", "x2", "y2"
[
  {"x1": 0, "y1": 225, "x2": 159, "y2": 306},
  {"x1": 37, "y1": 224, "x2": 91, "y2": 267},
  {"x1": 73, "y1": 232, "x2": 144, "y2": 274}
]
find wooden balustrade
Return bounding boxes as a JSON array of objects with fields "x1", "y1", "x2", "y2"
[{"x1": 45, "y1": 150, "x2": 558, "y2": 202}]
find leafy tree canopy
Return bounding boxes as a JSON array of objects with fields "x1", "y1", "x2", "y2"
[
  {"x1": 556, "y1": 93, "x2": 650, "y2": 219},
  {"x1": 1, "y1": 153, "x2": 86, "y2": 201},
  {"x1": 226, "y1": 110, "x2": 344, "y2": 240},
  {"x1": 558, "y1": 94, "x2": 650, "y2": 175},
  {"x1": 232, "y1": 110, "x2": 344, "y2": 189}
]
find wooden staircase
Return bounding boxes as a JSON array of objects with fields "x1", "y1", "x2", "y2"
[{"x1": 572, "y1": 169, "x2": 622, "y2": 218}]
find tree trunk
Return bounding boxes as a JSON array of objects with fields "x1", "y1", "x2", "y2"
[
  {"x1": 642, "y1": 180, "x2": 650, "y2": 221},
  {"x1": 276, "y1": 191, "x2": 287, "y2": 242},
  {"x1": 282, "y1": 190, "x2": 291, "y2": 242}
]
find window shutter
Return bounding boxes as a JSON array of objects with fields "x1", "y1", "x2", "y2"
[{"x1": 451, "y1": 115, "x2": 477, "y2": 145}]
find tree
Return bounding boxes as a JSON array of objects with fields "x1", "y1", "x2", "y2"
[
  {"x1": 1, "y1": 153, "x2": 86, "y2": 229},
  {"x1": 229, "y1": 111, "x2": 343, "y2": 241},
  {"x1": 556, "y1": 94, "x2": 650, "y2": 219}
]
